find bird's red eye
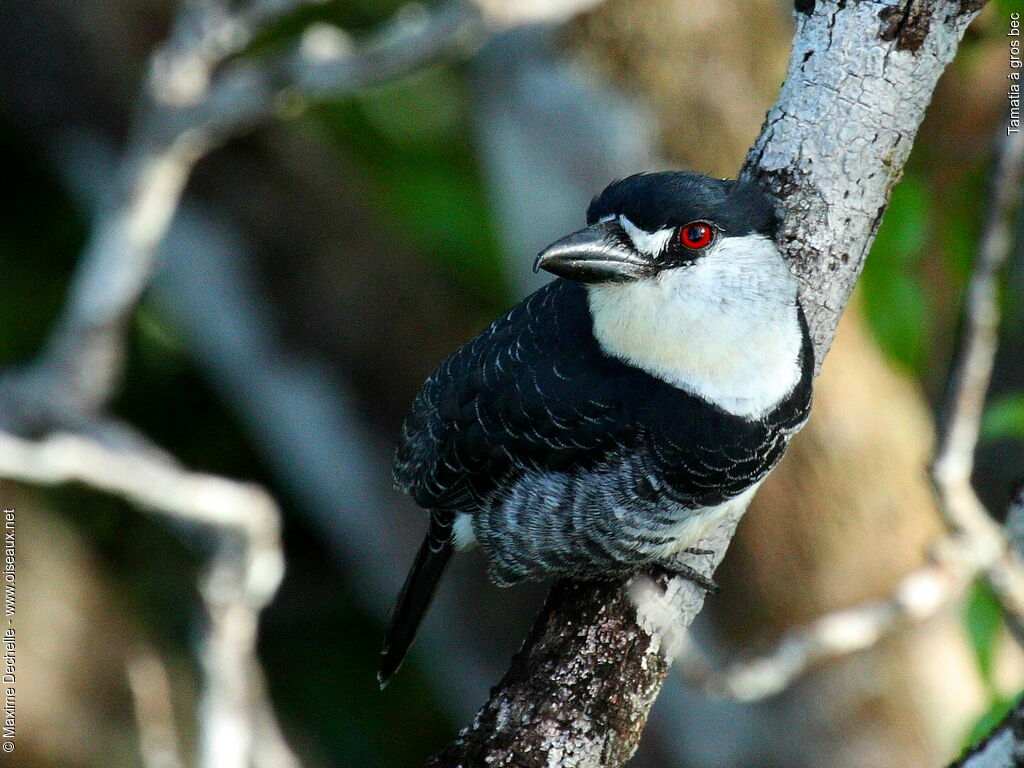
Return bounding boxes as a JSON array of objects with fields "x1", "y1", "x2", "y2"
[{"x1": 680, "y1": 222, "x2": 714, "y2": 250}]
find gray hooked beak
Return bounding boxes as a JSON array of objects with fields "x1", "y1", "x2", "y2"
[{"x1": 533, "y1": 221, "x2": 654, "y2": 283}]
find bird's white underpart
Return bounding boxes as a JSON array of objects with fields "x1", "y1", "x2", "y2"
[
  {"x1": 587, "y1": 232, "x2": 803, "y2": 419},
  {"x1": 654, "y1": 482, "x2": 760, "y2": 559},
  {"x1": 453, "y1": 512, "x2": 477, "y2": 550}
]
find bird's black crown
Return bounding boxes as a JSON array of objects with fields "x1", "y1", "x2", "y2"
[{"x1": 586, "y1": 171, "x2": 778, "y2": 238}]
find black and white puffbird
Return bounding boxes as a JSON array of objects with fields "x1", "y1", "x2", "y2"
[{"x1": 380, "y1": 171, "x2": 813, "y2": 686}]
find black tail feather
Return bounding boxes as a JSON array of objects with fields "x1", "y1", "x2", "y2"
[{"x1": 379, "y1": 529, "x2": 453, "y2": 688}]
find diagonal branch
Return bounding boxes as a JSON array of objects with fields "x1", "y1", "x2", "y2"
[
  {"x1": 674, "y1": 111, "x2": 1024, "y2": 705},
  {"x1": 0, "y1": 0, "x2": 485, "y2": 431},
  {"x1": 428, "y1": 1, "x2": 987, "y2": 765}
]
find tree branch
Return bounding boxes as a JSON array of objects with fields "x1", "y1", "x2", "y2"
[
  {"x1": 429, "y1": 1, "x2": 987, "y2": 765},
  {"x1": 0, "y1": 426, "x2": 296, "y2": 768},
  {"x1": 932, "y1": 117, "x2": 1024, "y2": 645},
  {"x1": 0, "y1": 0, "x2": 485, "y2": 431},
  {"x1": 676, "y1": 558, "x2": 960, "y2": 702},
  {"x1": 127, "y1": 649, "x2": 187, "y2": 768},
  {"x1": 428, "y1": 512, "x2": 746, "y2": 767},
  {"x1": 675, "y1": 110, "x2": 1024, "y2": 705}
]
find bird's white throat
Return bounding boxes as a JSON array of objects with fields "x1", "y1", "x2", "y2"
[{"x1": 586, "y1": 233, "x2": 803, "y2": 419}]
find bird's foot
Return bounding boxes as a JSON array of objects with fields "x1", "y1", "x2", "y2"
[
  {"x1": 647, "y1": 558, "x2": 720, "y2": 594},
  {"x1": 670, "y1": 563, "x2": 720, "y2": 594}
]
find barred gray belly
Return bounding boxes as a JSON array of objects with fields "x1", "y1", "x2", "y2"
[{"x1": 472, "y1": 470, "x2": 757, "y2": 586}]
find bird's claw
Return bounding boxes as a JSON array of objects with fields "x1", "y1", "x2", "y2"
[
  {"x1": 670, "y1": 563, "x2": 720, "y2": 594},
  {"x1": 647, "y1": 559, "x2": 720, "y2": 594}
]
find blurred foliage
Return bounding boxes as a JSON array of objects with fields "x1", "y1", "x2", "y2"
[
  {"x1": 982, "y1": 393, "x2": 1024, "y2": 441},
  {"x1": 246, "y1": 0, "x2": 409, "y2": 51},
  {"x1": 962, "y1": 582, "x2": 1012, "y2": 750},
  {"x1": 996, "y1": 0, "x2": 1024, "y2": 20},
  {"x1": 940, "y1": 168, "x2": 989, "y2": 286},
  {"x1": 964, "y1": 695, "x2": 1015, "y2": 753},
  {"x1": 303, "y1": 67, "x2": 508, "y2": 309},
  {"x1": 0, "y1": 121, "x2": 84, "y2": 366},
  {"x1": 860, "y1": 176, "x2": 933, "y2": 376},
  {"x1": 966, "y1": 580, "x2": 1006, "y2": 688}
]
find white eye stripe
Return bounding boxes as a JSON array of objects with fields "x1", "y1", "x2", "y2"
[{"x1": 618, "y1": 215, "x2": 675, "y2": 258}]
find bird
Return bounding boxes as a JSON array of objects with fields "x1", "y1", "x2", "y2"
[{"x1": 379, "y1": 170, "x2": 813, "y2": 687}]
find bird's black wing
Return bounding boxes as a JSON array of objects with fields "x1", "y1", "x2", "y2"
[{"x1": 393, "y1": 278, "x2": 636, "y2": 512}]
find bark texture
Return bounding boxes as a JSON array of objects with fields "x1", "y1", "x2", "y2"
[
  {"x1": 571, "y1": 6, "x2": 967, "y2": 766},
  {"x1": 427, "y1": 579, "x2": 670, "y2": 767},
  {"x1": 429, "y1": 1, "x2": 986, "y2": 765},
  {"x1": 746, "y1": 0, "x2": 983, "y2": 361},
  {"x1": 722, "y1": 311, "x2": 984, "y2": 768}
]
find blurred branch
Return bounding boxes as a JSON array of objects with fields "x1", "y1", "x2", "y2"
[
  {"x1": 0, "y1": 0, "x2": 485, "y2": 431},
  {"x1": 251, "y1": 666, "x2": 303, "y2": 768},
  {"x1": 0, "y1": 429, "x2": 281, "y2": 556},
  {"x1": 934, "y1": 122, "x2": 1024, "y2": 535},
  {"x1": 0, "y1": 427, "x2": 296, "y2": 768},
  {"x1": 932, "y1": 118, "x2": 1024, "y2": 644},
  {"x1": 429, "y1": 1, "x2": 988, "y2": 764},
  {"x1": 471, "y1": 0, "x2": 606, "y2": 28},
  {"x1": 675, "y1": 539, "x2": 1020, "y2": 706},
  {"x1": 127, "y1": 650, "x2": 186, "y2": 768},
  {"x1": 677, "y1": 560, "x2": 959, "y2": 702}
]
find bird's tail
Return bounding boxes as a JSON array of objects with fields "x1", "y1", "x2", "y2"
[{"x1": 379, "y1": 522, "x2": 453, "y2": 688}]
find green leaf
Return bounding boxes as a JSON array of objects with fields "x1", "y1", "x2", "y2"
[
  {"x1": 303, "y1": 68, "x2": 508, "y2": 308},
  {"x1": 996, "y1": 0, "x2": 1024, "y2": 21},
  {"x1": 981, "y1": 393, "x2": 1024, "y2": 442},
  {"x1": 964, "y1": 579, "x2": 1004, "y2": 684},
  {"x1": 135, "y1": 305, "x2": 186, "y2": 362},
  {"x1": 861, "y1": 176, "x2": 932, "y2": 374},
  {"x1": 963, "y1": 696, "x2": 1014, "y2": 751}
]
